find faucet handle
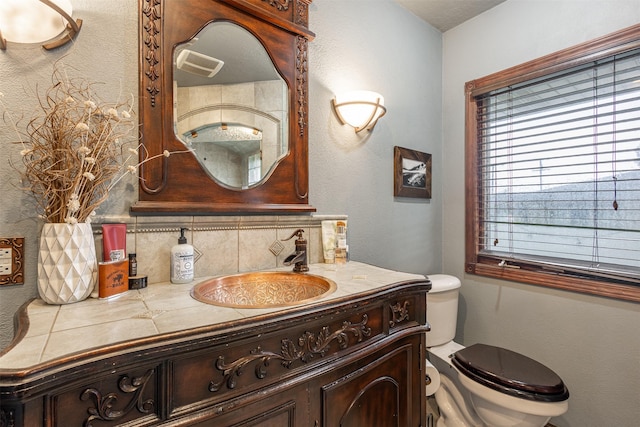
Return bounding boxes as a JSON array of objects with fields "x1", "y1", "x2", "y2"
[{"x1": 282, "y1": 228, "x2": 305, "y2": 242}]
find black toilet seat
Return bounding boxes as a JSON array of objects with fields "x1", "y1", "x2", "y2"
[{"x1": 451, "y1": 343, "x2": 570, "y2": 402}]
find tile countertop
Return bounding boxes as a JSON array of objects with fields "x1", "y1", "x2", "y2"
[{"x1": 0, "y1": 262, "x2": 427, "y2": 371}]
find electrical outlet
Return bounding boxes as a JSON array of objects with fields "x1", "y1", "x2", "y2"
[{"x1": 0, "y1": 238, "x2": 24, "y2": 285}]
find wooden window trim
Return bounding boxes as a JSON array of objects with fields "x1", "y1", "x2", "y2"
[{"x1": 464, "y1": 23, "x2": 640, "y2": 303}]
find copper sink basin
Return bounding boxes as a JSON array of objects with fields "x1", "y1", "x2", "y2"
[{"x1": 191, "y1": 272, "x2": 337, "y2": 308}]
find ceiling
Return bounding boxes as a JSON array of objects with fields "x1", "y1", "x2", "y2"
[
  {"x1": 395, "y1": 0, "x2": 507, "y2": 32},
  {"x1": 175, "y1": 1, "x2": 508, "y2": 86}
]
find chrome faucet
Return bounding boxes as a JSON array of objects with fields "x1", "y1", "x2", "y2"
[{"x1": 282, "y1": 229, "x2": 309, "y2": 272}]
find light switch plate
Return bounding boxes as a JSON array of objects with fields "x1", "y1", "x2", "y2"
[
  {"x1": 0, "y1": 248, "x2": 11, "y2": 260},
  {"x1": 0, "y1": 237, "x2": 24, "y2": 286},
  {"x1": 0, "y1": 263, "x2": 10, "y2": 275}
]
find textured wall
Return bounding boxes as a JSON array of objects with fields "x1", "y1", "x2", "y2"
[
  {"x1": 309, "y1": 0, "x2": 443, "y2": 275},
  {"x1": 442, "y1": 1, "x2": 640, "y2": 425},
  {"x1": 0, "y1": 1, "x2": 443, "y2": 349},
  {"x1": 0, "y1": 0, "x2": 138, "y2": 349}
]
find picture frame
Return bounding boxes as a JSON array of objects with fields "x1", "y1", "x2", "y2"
[{"x1": 394, "y1": 146, "x2": 432, "y2": 199}]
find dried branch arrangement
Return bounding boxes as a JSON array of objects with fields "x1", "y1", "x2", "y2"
[{"x1": 2, "y1": 65, "x2": 189, "y2": 224}]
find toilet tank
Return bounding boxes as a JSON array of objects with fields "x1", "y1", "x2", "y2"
[{"x1": 426, "y1": 274, "x2": 461, "y2": 347}]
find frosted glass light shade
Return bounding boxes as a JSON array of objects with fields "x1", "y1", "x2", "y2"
[
  {"x1": 0, "y1": 0, "x2": 80, "y2": 50},
  {"x1": 332, "y1": 90, "x2": 387, "y2": 133}
]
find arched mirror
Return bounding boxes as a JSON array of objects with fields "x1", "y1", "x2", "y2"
[
  {"x1": 174, "y1": 22, "x2": 288, "y2": 190},
  {"x1": 134, "y1": 0, "x2": 315, "y2": 214}
]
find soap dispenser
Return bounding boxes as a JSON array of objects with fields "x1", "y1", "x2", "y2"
[{"x1": 171, "y1": 228, "x2": 194, "y2": 284}]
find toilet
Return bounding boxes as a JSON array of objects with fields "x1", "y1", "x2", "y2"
[{"x1": 426, "y1": 274, "x2": 569, "y2": 427}]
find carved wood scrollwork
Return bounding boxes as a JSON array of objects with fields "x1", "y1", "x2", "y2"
[
  {"x1": 142, "y1": 0, "x2": 161, "y2": 107},
  {"x1": 210, "y1": 315, "x2": 371, "y2": 392},
  {"x1": 294, "y1": 0, "x2": 309, "y2": 27},
  {"x1": 80, "y1": 369, "x2": 155, "y2": 427},
  {"x1": 296, "y1": 35, "x2": 308, "y2": 137},
  {"x1": 389, "y1": 301, "x2": 410, "y2": 327},
  {"x1": 0, "y1": 408, "x2": 15, "y2": 427},
  {"x1": 262, "y1": 0, "x2": 290, "y2": 11}
]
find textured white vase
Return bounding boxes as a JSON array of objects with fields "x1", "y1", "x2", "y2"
[{"x1": 37, "y1": 223, "x2": 97, "y2": 305}]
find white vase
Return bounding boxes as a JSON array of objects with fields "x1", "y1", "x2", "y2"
[{"x1": 37, "y1": 223, "x2": 97, "y2": 305}]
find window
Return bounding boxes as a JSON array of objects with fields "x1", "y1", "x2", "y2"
[
  {"x1": 465, "y1": 24, "x2": 640, "y2": 302},
  {"x1": 247, "y1": 152, "x2": 262, "y2": 186}
]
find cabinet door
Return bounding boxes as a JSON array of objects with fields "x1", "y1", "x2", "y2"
[{"x1": 320, "y1": 335, "x2": 423, "y2": 427}]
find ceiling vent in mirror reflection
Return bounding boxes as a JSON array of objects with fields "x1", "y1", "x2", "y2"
[{"x1": 176, "y1": 49, "x2": 224, "y2": 78}]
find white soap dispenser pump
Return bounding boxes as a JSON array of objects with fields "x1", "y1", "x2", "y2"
[{"x1": 171, "y1": 228, "x2": 194, "y2": 284}]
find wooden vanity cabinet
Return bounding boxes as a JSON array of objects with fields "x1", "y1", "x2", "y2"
[
  {"x1": 0, "y1": 280, "x2": 429, "y2": 426},
  {"x1": 316, "y1": 334, "x2": 424, "y2": 427}
]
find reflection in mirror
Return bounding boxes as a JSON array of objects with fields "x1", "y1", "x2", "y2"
[
  {"x1": 182, "y1": 123, "x2": 266, "y2": 188},
  {"x1": 173, "y1": 21, "x2": 288, "y2": 190}
]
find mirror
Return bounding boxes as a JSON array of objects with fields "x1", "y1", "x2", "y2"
[
  {"x1": 181, "y1": 123, "x2": 270, "y2": 188},
  {"x1": 173, "y1": 22, "x2": 288, "y2": 189},
  {"x1": 134, "y1": 0, "x2": 315, "y2": 214}
]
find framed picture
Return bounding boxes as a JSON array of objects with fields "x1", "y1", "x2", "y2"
[{"x1": 394, "y1": 146, "x2": 432, "y2": 198}]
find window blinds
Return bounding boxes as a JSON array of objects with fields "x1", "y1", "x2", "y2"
[{"x1": 475, "y1": 48, "x2": 640, "y2": 284}]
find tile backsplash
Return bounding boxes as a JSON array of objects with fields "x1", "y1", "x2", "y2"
[{"x1": 92, "y1": 214, "x2": 346, "y2": 284}]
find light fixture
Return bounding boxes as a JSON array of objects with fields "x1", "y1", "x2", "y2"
[
  {"x1": 332, "y1": 90, "x2": 387, "y2": 133},
  {"x1": 0, "y1": 0, "x2": 82, "y2": 51}
]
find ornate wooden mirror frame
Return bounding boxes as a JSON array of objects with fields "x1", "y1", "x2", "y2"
[{"x1": 133, "y1": 0, "x2": 315, "y2": 214}]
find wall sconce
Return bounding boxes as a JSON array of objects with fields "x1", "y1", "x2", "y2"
[
  {"x1": 0, "y1": 0, "x2": 82, "y2": 51},
  {"x1": 332, "y1": 90, "x2": 387, "y2": 133}
]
